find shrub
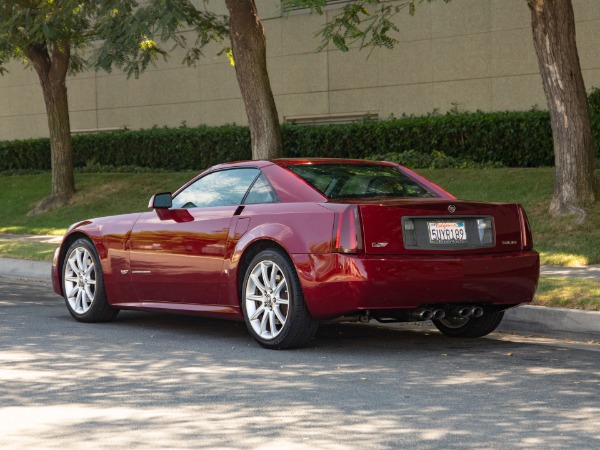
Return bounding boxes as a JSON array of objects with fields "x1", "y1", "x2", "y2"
[
  {"x1": 588, "y1": 87, "x2": 600, "y2": 159},
  {"x1": 282, "y1": 110, "x2": 554, "y2": 167},
  {"x1": 0, "y1": 125, "x2": 251, "y2": 173},
  {"x1": 367, "y1": 150, "x2": 504, "y2": 169},
  {"x1": 0, "y1": 137, "x2": 50, "y2": 172},
  {"x1": 72, "y1": 125, "x2": 251, "y2": 171},
  {"x1": 5, "y1": 91, "x2": 600, "y2": 173}
]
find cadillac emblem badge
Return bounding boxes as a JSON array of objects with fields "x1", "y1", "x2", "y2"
[{"x1": 448, "y1": 205, "x2": 456, "y2": 213}]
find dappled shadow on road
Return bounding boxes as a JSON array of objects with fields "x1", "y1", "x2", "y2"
[{"x1": 1, "y1": 279, "x2": 599, "y2": 448}]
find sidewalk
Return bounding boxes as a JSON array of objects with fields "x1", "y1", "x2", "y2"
[
  {"x1": 0, "y1": 233, "x2": 62, "y2": 244},
  {"x1": 0, "y1": 257, "x2": 51, "y2": 283},
  {"x1": 541, "y1": 264, "x2": 600, "y2": 279},
  {"x1": 1, "y1": 234, "x2": 599, "y2": 343}
]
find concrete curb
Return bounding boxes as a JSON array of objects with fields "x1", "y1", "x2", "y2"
[
  {"x1": 498, "y1": 305, "x2": 600, "y2": 342},
  {"x1": 0, "y1": 258, "x2": 51, "y2": 283},
  {"x1": 1, "y1": 257, "x2": 599, "y2": 344}
]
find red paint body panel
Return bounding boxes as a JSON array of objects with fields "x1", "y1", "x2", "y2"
[
  {"x1": 129, "y1": 207, "x2": 235, "y2": 304},
  {"x1": 292, "y1": 251, "x2": 539, "y2": 319},
  {"x1": 217, "y1": 202, "x2": 336, "y2": 315},
  {"x1": 358, "y1": 199, "x2": 523, "y2": 255},
  {"x1": 51, "y1": 158, "x2": 540, "y2": 323},
  {"x1": 52, "y1": 213, "x2": 141, "y2": 305}
]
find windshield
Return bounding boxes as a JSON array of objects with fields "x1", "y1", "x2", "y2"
[{"x1": 285, "y1": 164, "x2": 436, "y2": 200}]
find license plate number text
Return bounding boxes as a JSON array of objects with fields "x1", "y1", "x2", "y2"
[{"x1": 428, "y1": 221, "x2": 467, "y2": 244}]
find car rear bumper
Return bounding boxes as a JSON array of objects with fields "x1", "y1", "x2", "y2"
[{"x1": 292, "y1": 251, "x2": 540, "y2": 320}]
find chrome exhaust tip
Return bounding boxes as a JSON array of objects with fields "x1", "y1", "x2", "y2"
[
  {"x1": 456, "y1": 306, "x2": 473, "y2": 318},
  {"x1": 472, "y1": 307, "x2": 484, "y2": 318},
  {"x1": 431, "y1": 309, "x2": 446, "y2": 320},
  {"x1": 413, "y1": 309, "x2": 434, "y2": 320}
]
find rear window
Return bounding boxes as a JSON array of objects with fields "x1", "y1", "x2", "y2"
[{"x1": 285, "y1": 164, "x2": 436, "y2": 199}]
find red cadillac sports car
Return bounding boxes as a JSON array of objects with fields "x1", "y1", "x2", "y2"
[{"x1": 52, "y1": 159, "x2": 539, "y2": 349}]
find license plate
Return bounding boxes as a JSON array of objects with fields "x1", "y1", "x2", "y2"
[{"x1": 428, "y1": 220, "x2": 467, "y2": 244}]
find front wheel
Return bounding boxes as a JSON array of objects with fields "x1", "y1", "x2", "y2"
[
  {"x1": 241, "y1": 249, "x2": 318, "y2": 349},
  {"x1": 62, "y1": 238, "x2": 119, "y2": 323},
  {"x1": 433, "y1": 306, "x2": 504, "y2": 338}
]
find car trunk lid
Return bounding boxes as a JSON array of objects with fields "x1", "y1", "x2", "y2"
[{"x1": 353, "y1": 198, "x2": 525, "y2": 255}]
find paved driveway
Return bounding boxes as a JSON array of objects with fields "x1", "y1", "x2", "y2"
[{"x1": 1, "y1": 279, "x2": 599, "y2": 449}]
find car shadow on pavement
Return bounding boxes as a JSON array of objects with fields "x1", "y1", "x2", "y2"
[{"x1": 2, "y1": 279, "x2": 600, "y2": 448}]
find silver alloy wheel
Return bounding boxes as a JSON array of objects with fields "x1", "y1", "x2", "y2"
[
  {"x1": 64, "y1": 246, "x2": 97, "y2": 315},
  {"x1": 245, "y1": 260, "x2": 289, "y2": 340}
]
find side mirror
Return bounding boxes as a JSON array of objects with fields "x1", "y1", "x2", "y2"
[{"x1": 148, "y1": 192, "x2": 172, "y2": 209}]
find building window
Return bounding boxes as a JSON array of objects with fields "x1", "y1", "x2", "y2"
[{"x1": 284, "y1": 112, "x2": 379, "y2": 126}]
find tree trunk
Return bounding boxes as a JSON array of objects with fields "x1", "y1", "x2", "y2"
[
  {"x1": 528, "y1": 0, "x2": 597, "y2": 221},
  {"x1": 27, "y1": 42, "x2": 75, "y2": 214},
  {"x1": 225, "y1": 0, "x2": 282, "y2": 160}
]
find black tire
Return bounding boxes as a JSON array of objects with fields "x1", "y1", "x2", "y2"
[
  {"x1": 241, "y1": 248, "x2": 318, "y2": 349},
  {"x1": 433, "y1": 306, "x2": 504, "y2": 338},
  {"x1": 62, "y1": 238, "x2": 119, "y2": 323}
]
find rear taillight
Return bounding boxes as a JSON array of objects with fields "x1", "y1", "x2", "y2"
[
  {"x1": 333, "y1": 205, "x2": 364, "y2": 254},
  {"x1": 518, "y1": 205, "x2": 534, "y2": 250}
]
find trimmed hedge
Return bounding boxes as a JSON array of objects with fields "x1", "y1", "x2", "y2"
[
  {"x1": 3, "y1": 92, "x2": 600, "y2": 172},
  {"x1": 0, "y1": 137, "x2": 51, "y2": 172},
  {"x1": 367, "y1": 149, "x2": 505, "y2": 169},
  {"x1": 0, "y1": 125, "x2": 251, "y2": 172},
  {"x1": 72, "y1": 125, "x2": 251, "y2": 171},
  {"x1": 283, "y1": 110, "x2": 554, "y2": 167},
  {"x1": 588, "y1": 87, "x2": 600, "y2": 157}
]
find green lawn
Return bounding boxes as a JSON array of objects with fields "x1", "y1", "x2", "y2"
[
  {"x1": 420, "y1": 168, "x2": 600, "y2": 267},
  {"x1": 1, "y1": 167, "x2": 599, "y2": 311},
  {"x1": 0, "y1": 238, "x2": 57, "y2": 261},
  {"x1": 0, "y1": 168, "x2": 599, "y2": 267},
  {"x1": 0, "y1": 171, "x2": 195, "y2": 235},
  {"x1": 534, "y1": 277, "x2": 600, "y2": 311}
]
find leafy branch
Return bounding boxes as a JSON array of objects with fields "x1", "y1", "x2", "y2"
[{"x1": 282, "y1": 0, "x2": 451, "y2": 52}]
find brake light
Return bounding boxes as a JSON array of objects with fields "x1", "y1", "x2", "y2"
[
  {"x1": 333, "y1": 205, "x2": 364, "y2": 253},
  {"x1": 518, "y1": 205, "x2": 534, "y2": 250}
]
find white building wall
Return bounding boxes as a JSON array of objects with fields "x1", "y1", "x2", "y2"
[{"x1": 1, "y1": 0, "x2": 599, "y2": 140}]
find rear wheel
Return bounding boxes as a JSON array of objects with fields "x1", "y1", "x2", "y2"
[
  {"x1": 62, "y1": 238, "x2": 119, "y2": 323},
  {"x1": 433, "y1": 306, "x2": 504, "y2": 338},
  {"x1": 241, "y1": 249, "x2": 318, "y2": 349}
]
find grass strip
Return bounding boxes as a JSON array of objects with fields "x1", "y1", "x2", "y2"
[
  {"x1": 0, "y1": 172, "x2": 195, "y2": 235},
  {"x1": 0, "y1": 239, "x2": 57, "y2": 261},
  {"x1": 533, "y1": 277, "x2": 600, "y2": 311},
  {"x1": 1, "y1": 168, "x2": 599, "y2": 265},
  {"x1": 421, "y1": 168, "x2": 600, "y2": 266}
]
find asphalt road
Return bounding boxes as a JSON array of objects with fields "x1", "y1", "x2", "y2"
[{"x1": 1, "y1": 278, "x2": 599, "y2": 449}]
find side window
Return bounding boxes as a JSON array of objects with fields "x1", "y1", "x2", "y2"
[
  {"x1": 172, "y1": 168, "x2": 259, "y2": 208},
  {"x1": 244, "y1": 173, "x2": 277, "y2": 204}
]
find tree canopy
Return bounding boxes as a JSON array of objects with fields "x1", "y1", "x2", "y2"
[
  {"x1": 285, "y1": 0, "x2": 597, "y2": 218},
  {"x1": 0, "y1": 0, "x2": 228, "y2": 78},
  {"x1": 0, "y1": 0, "x2": 228, "y2": 211},
  {"x1": 283, "y1": 0, "x2": 451, "y2": 51}
]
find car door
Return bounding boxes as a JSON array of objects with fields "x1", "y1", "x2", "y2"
[{"x1": 129, "y1": 168, "x2": 261, "y2": 305}]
